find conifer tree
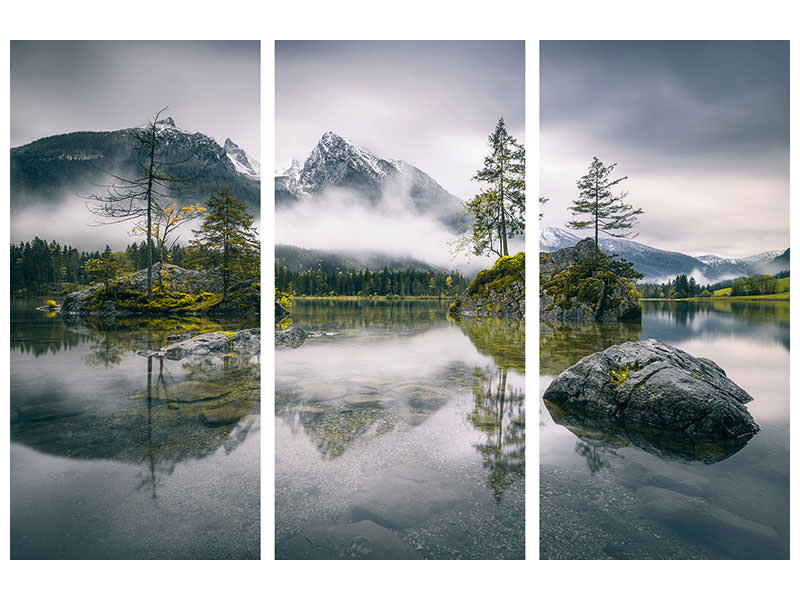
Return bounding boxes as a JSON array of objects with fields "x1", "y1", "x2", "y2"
[
  {"x1": 567, "y1": 157, "x2": 642, "y2": 250},
  {"x1": 454, "y1": 118, "x2": 525, "y2": 258},
  {"x1": 189, "y1": 186, "x2": 259, "y2": 302}
]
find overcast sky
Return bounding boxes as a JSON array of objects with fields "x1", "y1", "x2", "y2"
[
  {"x1": 11, "y1": 41, "x2": 260, "y2": 159},
  {"x1": 276, "y1": 40, "x2": 525, "y2": 199},
  {"x1": 540, "y1": 40, "x2": 789, "y2": 258}
]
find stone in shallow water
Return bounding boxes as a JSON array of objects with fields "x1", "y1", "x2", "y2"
[
  {"x1": 635, "y1": 486, "x2": 781, "y2": 559},
  {"x1": 543, "y1": 338, "x2": 759, "y2": 443},
  {"x1": 349, "y1": 464, "x2": 462, "y2": 530},
  {"x1": 278, "y1": 520, "x2": 419, "y2": 560},
  {"x1": 165, "y1": 380, "x2": 230, "y2": 403}
]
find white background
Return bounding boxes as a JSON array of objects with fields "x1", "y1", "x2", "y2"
[{"x1": 1, "y1": 1, "x2": 797, "y2": 598}]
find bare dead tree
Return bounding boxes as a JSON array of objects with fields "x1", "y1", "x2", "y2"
[{"x1": 85, "y1": 107, "x2": 192, "y2": 296}]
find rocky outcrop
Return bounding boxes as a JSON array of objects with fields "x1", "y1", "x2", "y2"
[
  {"x1": 540, "y1": 239, "x2": 641, "y2": 323},
  {"x1": 543, "y1": 339, "x2": 759, "y2": 442},
  {"x1": 450, "y1": 252, "x2": 525, "y2": 319},
  {"x1": 60, "y1": 263, "x2": 259, "y2": 316},
  {"x1": 275, "y1": 326, "x2": 308, "y2": 348},
  {"x1": 138, "y1": 328, "x2": 260, "y2": 360}
]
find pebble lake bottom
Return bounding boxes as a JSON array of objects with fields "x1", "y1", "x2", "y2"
[
  {"x1": 275, "y1": 298, "x2": 525, "y2": 560},
  {"x1": 540, "y1": 299, "x2": 789, "y2": 559}
]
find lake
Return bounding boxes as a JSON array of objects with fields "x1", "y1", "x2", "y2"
[
  {"x1": 275, "y1": 298, "x2": 525, "y2": 559},
  {"x1": 10, "y1": 299, "x2": 260, "y2": 559},
  {"x1": 540, "y1": 299, "x2": 789, "y2": 559}
]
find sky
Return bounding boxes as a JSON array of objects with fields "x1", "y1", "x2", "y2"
[
  {"x1": 10, "y1": 41, "x2": 260, "y2": 249},
  {"x1": 540, "y1": 41, "x2": 789, "y2": 258},
  {"x1": 11, "y1": 41, "x2": 260, "y2": 159},
  {"x1": 276, "y1": 40, "x2": 525, "y2": 200}
]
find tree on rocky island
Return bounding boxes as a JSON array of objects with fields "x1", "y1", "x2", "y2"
[
  {"x1": 453, "y1": 118, "x2": 525, "y2": 259},
  {"x1": 130, "y1": 201, "x2": 206, "y2": 271},
  {"x1": 189, "y1": 186, "x2": 259, "y2": 303},
  {"x1": 566, "y1": 157, "x2": 643, "y2": 250},
  {"x1": 85, "y1": 107, "x2": 192, "y2": 297},
  {"x1": 82, "y1": 246, "x2": 124, "y2": 293}
]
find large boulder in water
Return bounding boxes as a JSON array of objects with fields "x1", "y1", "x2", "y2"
[
  {"x1": 543, "y1": 339, "x2": 759, "y2": 442},
  {"x1": 540, "y1": 239, "x2": 641, "y2": 323}
]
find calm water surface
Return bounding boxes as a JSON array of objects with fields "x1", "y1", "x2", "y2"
[
  {"x1": 276, "y1": 299, "x2": 525, "y2": 559},
  {"x1": 10, "y1": 299, "x2": 260, "y2": 559},
  {"x1": 540, "y1": 300, "x2": 789, "y2": 559}
]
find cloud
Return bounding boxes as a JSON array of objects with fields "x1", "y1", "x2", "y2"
[
  {"x1": 275, "y1": 189, "x2": 504, "y2": 276},
  {"x1": 540, "y1": 41, "x2": 789, "y2": 258},
  {"x1": 276, "y1": 41, "x2": 525, "y2": 200}
]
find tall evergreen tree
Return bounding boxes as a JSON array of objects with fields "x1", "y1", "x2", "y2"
[
  {"x1": 454, "y1": 118, "x2": 525, "y2": 258},
  {"x1": 567, "y1": 157, "x2": 643, "y2": 250},
  {"x1": 189, "y1": 186, "x2": 259, "y2": 302}
]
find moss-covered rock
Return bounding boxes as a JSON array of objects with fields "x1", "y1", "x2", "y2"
[
  {"x1": 60, "y1": 263, "x2": 259, "y2": 316},
  {"x1": 449, "y1": 252, "x2": 525, "y2": 319},
  {"x1": 540, "y1": 239, "x2": 641, "y2": 323}
]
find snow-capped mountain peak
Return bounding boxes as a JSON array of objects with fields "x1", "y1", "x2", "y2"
[
  {"x1": 539, "y1": 226, "x2": 581, "y2": 251},
  {"x1": 223, "y1": 137, "x2": 260, "y2": 180},
  {"x1": 275, "y1": 131, "x2": 464, "y2": 231}
]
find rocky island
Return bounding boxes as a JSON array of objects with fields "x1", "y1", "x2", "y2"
[
  {"x1": 448, "y1": 252, "x2": 525, "y2": 319},
  {"x1": 540, "y1": 239, "x2": 641, "y2": 322},
  {"x1": 60, "y1": 263, "x2": 259, "y2": 316}
]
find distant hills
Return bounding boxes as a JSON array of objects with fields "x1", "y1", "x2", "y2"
[
  {"x1": 540, "y1": 226, "x2": 788, "y2": 283},
  {"x1": 11, "y1": 117, "x2": 260, "y2": 214}
]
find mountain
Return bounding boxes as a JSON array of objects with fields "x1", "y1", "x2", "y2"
[
  {"x1": 11, "y1": 117, "x2": 260, "y2": 213},
  {"x1": 276, "y1": 131, "x2": 462, "y2": 229},
  {"x1": 275, "y1": 244, "x2": 449, "y2": 274},
  {"x1": 539, "y1": 226, "x2": 788, "y2": 282},
  {"x1": 224, "y1": 137, "x2": 260, "y2": 179}
]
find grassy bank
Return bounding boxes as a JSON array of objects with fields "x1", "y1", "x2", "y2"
[{"x1": 642, "y1": 293, "x2": 789, "y2": 302}]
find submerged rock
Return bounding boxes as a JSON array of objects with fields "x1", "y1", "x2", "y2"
[
  {"x1": 540, "y1": 239, "x2": 641, "y2": 323},
  {"x1": 636, "y1": 486, "x2": 781, "y2": 559},
  {"x1": 275, "y1": 325, "x2": 308, "y2": 348},
  {"x1": 543, "y1": 339, "x2": 759, "y2": 442},
  {"x1": 137, "y1": 328, "x2": 260, "y2": 360},
  {"x1": 279, "y1": 520, "x2": 419, "y2": 560}
]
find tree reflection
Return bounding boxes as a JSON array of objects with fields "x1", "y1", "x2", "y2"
[
  {"x1": 574, "y1": 439, "x2": 624, "y2": 474},
  {"x1": 468, "y1": 367, "x2": 525, "y2": 502}
]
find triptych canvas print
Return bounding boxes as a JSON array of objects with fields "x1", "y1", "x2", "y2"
[{"x1": 8, "y1": 39, "x2": 789, "y2": 562}]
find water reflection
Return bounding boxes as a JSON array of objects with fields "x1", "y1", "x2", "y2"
[
  {"x1": 643, "y1": 299, "x2": 789, "y2": 350},
  {"x1": 540, "y1": 300, "x2": 789, "y2": 559},
  {"x1": 11, "y1": 308, "x2": 260, "y2": 478},
  {"x1": 292, "y1": 297, "x2": 452, "y2": 329},
  {"x1": 540, "y1": 320, "x2": 641, "y2": 375},
  {"x1": 453, "y1": 317, "x2": 525, "y2": 372},
  {"x1": 276, "y1": 300, "x2": 525, "y2": 558},
  {"x1": 544, "y1": 398, "x2": 751, "y2": 465},
  {"x1": 276, "y1": 361, "x2": 472, "y2": 460},
  {"x1": 468, "y1": 367, "x2": 525, "y2": 501}
]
